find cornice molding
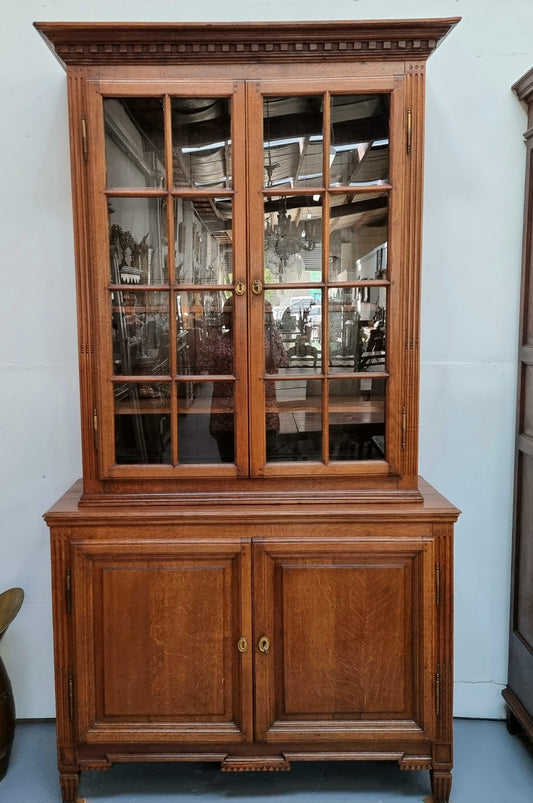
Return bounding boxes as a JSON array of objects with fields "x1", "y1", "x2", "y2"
[
  {"x1": 34, "y1": 19, "x2": 460, "y2": 69},
  {"x1": 513, "y1": 66, "x2": 533, "y2": 105}
]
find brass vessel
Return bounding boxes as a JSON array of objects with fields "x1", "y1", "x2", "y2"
[{"x1": 0, "y1": 588, "x2": 24, "y2": 780}]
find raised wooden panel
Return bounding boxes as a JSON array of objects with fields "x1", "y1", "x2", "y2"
[
  {"x1": 101, "y1": 564, "x2": 226, "y2": 717},
  {"x1": 253, "y1": 538, "x2": 434, "y2": 741},
  {"x1": 281, "y1": 563, "x2": 411, "y2": 715},
  {"x1": 72, "y1": 538, "x2": 252, "y2": 742}
]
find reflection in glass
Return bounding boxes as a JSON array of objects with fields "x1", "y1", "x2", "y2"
[
  {"x1": 176, "y1": 291, "x2": 233, "y2": 376},
  {"x1": 178, "y1": 382, "x2": 234, "y2": 463},
  {"x1": 329, "y1": 193, "x2": 388, "y2": 282},
  {"x1": 104, "y1": 98, "x2": 165, "y2": 189},
  {"x1": 172, "y1": 97, "x2": 231, "y2": 188},
  {"x1": 114, "y1": 382, "x2": 171, "y2": 464},
  {"x1": 112, "y1": 291, "x2": 169, "y2": 376},
  {"x1": 264, "y1": 195, "x2": 322, "y2": 281},
  {"x1": 109, "y1": 197, "x2": 168, "y2": 284},
  {"x1": 328, "y1": 288, "x2": 386, "y2": 373},
  {"x1": 328, "y1": 378, "x2": 385, "y2": 461},
  {"x1": 263, "y1": 96, "x2": 323, "y2": 189},
  {"x1": 174, "y1": 197, "x2": 232, "y2": 284},
  {"x1": 273, "y1": 291, "x2": 322, "y2": 375},
  {"x1": 266, "y1": 379, "x2": 322, "y2": 462},
  {"x1": 330, "y1": 94, "x2": 389, "y2": 186}
]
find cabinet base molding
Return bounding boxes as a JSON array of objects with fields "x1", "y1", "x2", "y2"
[
  {"x1": 220, "y1": 756, "x2": 291, "y2": 772},
  {"x1": 502, "y1": 687, "x2": 533, "y2": 744},
  {"x1": 398, "y1": 755, "x2": 433, "y2": 771}
]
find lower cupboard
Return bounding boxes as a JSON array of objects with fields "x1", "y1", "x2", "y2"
[{"x1": 45, "y1": 479, "x2": 458, "y2": 803}]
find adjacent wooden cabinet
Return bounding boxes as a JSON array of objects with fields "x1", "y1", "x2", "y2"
[
  {"x1": 504, "y1": 66, "x2": 533, "y2": 745},
  {"x1": 36, "y1": 19, "x2": 460, "y2": 803}
]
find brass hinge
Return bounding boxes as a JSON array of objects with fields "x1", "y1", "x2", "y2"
[
  {"x1": 67, "y1": 671, "x2": 74, "y2": 720},
  {"x1": 93, "y1": 407, "x2": 99, "y2": 451},
  {"x1": 401, "y1": 406, "x2": 407, "y2": 450},
  {"x1": 435, "y1": 563, "x2": 441, "y2": 606},
  {"x1": 435, "y1": 667, "x2": 441, "y2": 718},
  {"x1": 65, "y1": 568, "x2": 72, "y2": 614},
  {"x1": 81, "y1": 114, "x2": 88, "y2": 161},
  {"x1": 406, "y1": 107, "x2": 412, "y2": 154}
]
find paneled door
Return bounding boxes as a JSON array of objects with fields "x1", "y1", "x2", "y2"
[
  {"x1": 71, "y1": 537, "x2": 253, "y2": 743},
  {"x1": 252, "y1": 537, "x2": 436, "y2": 743}
]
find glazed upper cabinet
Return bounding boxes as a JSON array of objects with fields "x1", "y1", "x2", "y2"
[
  {"x1": 93, "y1": 80, "x2": 398, "y2": 480},
  {"x1": 36, "y1": 18, "x2": 460, "y2": 502}
]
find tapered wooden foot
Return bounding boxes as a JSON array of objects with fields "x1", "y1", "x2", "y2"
[
  {"x1": 59, "y1": 771, "x2": 80, "y2": 803},
  {"x1": 506, "y1": 706, "x2": 522, "y2": 735},
  {"x1": 430, "y1": 768, "x2": 452, "y2": 803}
]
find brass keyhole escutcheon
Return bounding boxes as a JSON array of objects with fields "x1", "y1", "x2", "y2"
[
  {"x1": 237, "y1": 637, "x2": 248, "y2": 653},
  {"x1": 234, "y1": 280, "x2": 246, "y2": 296},
  {"x1": 258, "y1": 635, "x2": 270, "y2": 653},
  {"x1": 252, "y1": 279, "x2": 263, "y2": 295}
]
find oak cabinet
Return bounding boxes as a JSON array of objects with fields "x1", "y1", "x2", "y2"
[{"x1": 37, "y1": 18, "x2": 460, "y2": 803}]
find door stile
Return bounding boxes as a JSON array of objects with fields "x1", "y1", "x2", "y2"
[
  {"x1": 384, "y1": 75, "x2": 406, "y2": 479},
  {"x1": 246, "y1": 82, "x2": 269, "y2": 476},
  {"x1": 231, "y1": 82, "x2": 250, "y2": 476},
  {"x1": 250, "y1": 538, "x2": 275, "y2": 740},
  {"x1": 237, "y1": 538, "x2": 254, "y2": 741},
  {"x1": 398, "y1": 67, "x2": 426, "y2": 487},
  {"x1": 85, "y1": 83, "x2": 116, "y2": 477},
  {"x1": 67, "y1": 71, "x2": 102, "y2": 492}
]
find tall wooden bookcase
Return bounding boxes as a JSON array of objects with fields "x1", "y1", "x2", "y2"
[
  {"x1": 503, "y1": 66, "x2": 533, "y2": 746},
  {"x1": 35, "y1": 19, "x2": 460, "y2": 803}
]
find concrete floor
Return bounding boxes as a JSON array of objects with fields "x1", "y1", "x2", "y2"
[{"x1": 2, "y1": 718, "x2": 533, "y2": 802}]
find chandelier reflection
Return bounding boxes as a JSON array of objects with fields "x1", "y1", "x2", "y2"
[{"x1": 264, "y1": 197, "x2": 316, "y2": 274}]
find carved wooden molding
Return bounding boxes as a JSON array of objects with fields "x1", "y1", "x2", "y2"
[
  {"x1": 513, "y1": 66, "x2": 533, "y2": 104},
  {"x1": 220, "y1": 756, "x2": 291, "y2": 771},
  {"x1": 34, "y1": 19, "x2": 460, "y2": 68},
  {"x1": 398, "y1": 755, "x2": 433, "y2": 771}
]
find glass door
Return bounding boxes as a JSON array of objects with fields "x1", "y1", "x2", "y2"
[
  {"x1": 247, "y1": 81, "x2": 399, "y2": 476},
  {"x1": 90, "y1": 82, "x2": 248, "y2": 478}
]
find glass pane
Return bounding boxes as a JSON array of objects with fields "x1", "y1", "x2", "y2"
[
  {"x1": 176, "y1": 291, "x2": 233, "y2": 376},
  {"x1": 171, "y1": 97, "x2": 231, "y2": 189},
  {"x1": 178, "y1": 381, "x2": 234, "y2": 463},
  {"x1": 109, "y1": 198, "x2": 168, "y2": 284},
  {"x1": 517, "y1": 453, "x2": 533, "y2": 641},
  {"x1": 330, "y1": 94, "x2": 389, "y2": 187},
  {"x1": 523, "y1": 364, "x2": 533, "y2": 437},
  {"x1": 329, "y1": 378, "x2": 385, "y2": 461},
  {"x1": 174, "y1": 197, "x2": 233, "y2": 284},
  {"x1": 263, "y1": 96, "x2": 323, "y2": 189},
  {"x1": 264, "y1": 195, "x2": 322, "y2": 282},
  {"x1": 114, "y1": 382, "x2": 171, "y2": 464},
  {"x1": 270, "y1": 292, "x2": 322, "y2": 376},
  {"x1": 329, "y1": 193, "x2": 388, "y2": 281},
  {"x1": 267, "y1": 379, "x2": 322, "y2": 462},
  {"x1": 104, "y1": 98, "x2": 165, "y2": 189},
  {"x1": 328, "y1": 288, "x2": 386, "y2": 374},
  {"x1": 112, "y1": 290, "x2": 169, "y2": 376}
]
